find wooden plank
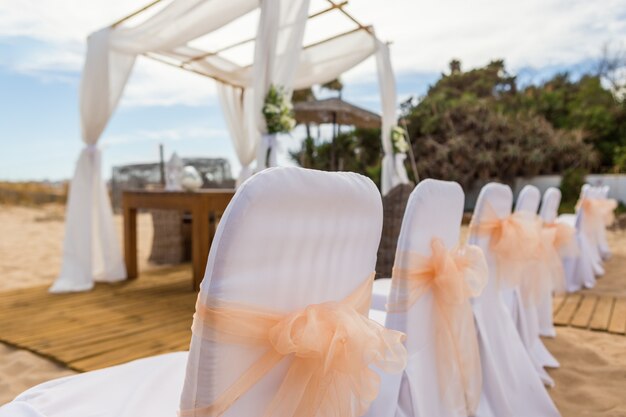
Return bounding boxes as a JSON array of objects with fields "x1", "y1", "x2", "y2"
[
  {"x1": 0, "y1": 267, "x2": 196, "y2": 372},
  {"x1": 571, "y1": 295, "x2": 598, "y2": 329},
  {"x1": 589, "y1": 296, "x2": 615, "y2": 331},
  {"x1": 554, "y1": 293, "x2": 582, "y2": 326},
  {"x1": 608, "y1": 298, "x2": 626, "y2": 334}
]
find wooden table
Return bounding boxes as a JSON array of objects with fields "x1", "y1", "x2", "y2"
[{"x1": 122, "y1": 189, "x2": 235, "y2": 291}]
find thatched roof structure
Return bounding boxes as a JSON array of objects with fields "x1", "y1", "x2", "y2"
[{"x1": 294, "y1": 98, "x2": 381, "y2": 129}]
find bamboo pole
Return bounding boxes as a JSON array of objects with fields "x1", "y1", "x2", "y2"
[
  {"x1": 142, "y1": 52, "x2": 245, "y2": 88},
  {"x1": 400, "y1": 117, "x2": 420, "y2": 182},
  {"x1": 325, "y1": 0, "x2": 370, "y2": 32},
  {"x1": 110, "y1": 0, "x2": 165, "y2": 28},
  {"x1": 302, "y1": 25, "x2": 370, "y2": 50}
]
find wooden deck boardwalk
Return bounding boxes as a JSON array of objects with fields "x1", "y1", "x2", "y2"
[
  {"x1": 1, "y1": 265, "x2": 625, "y2": 373},
  {"x1": 0, "y1": 265, "x2": 196, "y2": 372},
  {"x1": 553, "y1": 293, "x2": 626, "y2": 335}
]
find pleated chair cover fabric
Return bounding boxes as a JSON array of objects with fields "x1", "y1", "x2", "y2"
[
  {"x1": 366, "y1": 179, "x2": 485, "y2": 417},
  {"x1": 512, "y1": 186, "x2": 559, "y2": 386},
  {"x1": 468, "y1": 183, "x2": 561, "y2": 417},
  {"x1": 0, "y1": 167, "x2": 394, "y2": 417}
]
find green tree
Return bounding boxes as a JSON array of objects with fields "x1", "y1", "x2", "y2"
[
  {"x1": 290, "y1": 128, "x2": 382, "y2": 187},
  {"x1": 402, "y1": 60, "x2": 597, "y2": 189}
]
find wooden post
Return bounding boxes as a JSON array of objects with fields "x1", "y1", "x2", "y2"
[
  {"x1": 123, "y1": 204, "x2": 138, "y2": 279},
  {"x1": 191, "y1": 203, "x2": 210, "y2": 291}
]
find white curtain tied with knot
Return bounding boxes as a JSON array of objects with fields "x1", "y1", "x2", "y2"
[
  {"x1": 53, "y1": 0, "x2": 406, "y2": 292},
  {"x1": 376, "y1": 40, "x2": 409, "y2": 195}
]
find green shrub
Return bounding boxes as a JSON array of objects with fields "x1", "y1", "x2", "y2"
[{"x1": 559, "y1": 167, "x2": 587, "y2": 212}]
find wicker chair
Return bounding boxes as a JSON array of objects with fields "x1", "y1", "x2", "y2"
[
  {"x1": 375, "y1": 183, "x2": 414, "y2": 278},
  {"x1": 148, "y1": 210, "x2": 192, "y2": 264}
]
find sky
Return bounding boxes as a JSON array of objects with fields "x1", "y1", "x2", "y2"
[{"x1": 1, "y1": 0, "x2": 625, "y2": 181}]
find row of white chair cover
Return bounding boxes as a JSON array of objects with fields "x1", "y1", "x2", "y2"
[
  {"x1": 371, "y1": 181, "x2": 561, "y2": 416},
  {"x1": 9, "y1": 170, "x2": 614, "y2": 416}
]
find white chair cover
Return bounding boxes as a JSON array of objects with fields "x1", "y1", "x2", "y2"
[
  {"x1": 558, "y1": 214, "x2": 596, "y2": 292},
  {"x1": 537, "y1": 187, "x2": 562, "y2": 337},
  {"x1": 557, "y1": 184, "x2": 601, "y2": 291},
  {"x1": 180, "y1": 167, "x2": 388, "y2": 415},
  {"x1": 371, "y1": 277, "x2": 392, "y2": 311},
  {"x1": 0, "y1": 353, "x2": 188, "y2": 417},
  {"x1": 469, "y1": 183, "x2": 560, "y2": 417},
  {"x1": 579, "y1": 185, "x2": 605, "y2": 276},
  {"x1": 512, "y1": 186, "x2": 559, "y2": 385},
  {"x1": 590, "y1": 186, "x2": 612, "y2": 260},
  {"x1": 1, "y1": 167, "x2": 388, "y2": 417},
  {"x1": 366, "y1": 179, "x2": 478, "y2": 417}
]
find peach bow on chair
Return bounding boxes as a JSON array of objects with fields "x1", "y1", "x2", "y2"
[
  {"x1": 578, "y1": 197, "x2": 618, "y2": 243},
  {"x1": 545, "y1": 222, "x2": 579, "y2": 257},
  {"x1": 179, "y1": 273, "x2": 407, "y2": 417},
  {"x1": 389, "y1": 238, "x2": 488, "y2": 416},
  {"x1": 524, "y1": 225, "x2": 565, "y2": 302},
  {"x1": 541, "y1": 222, "x2": 578, "y2": 294},
  {"x1": 469, "y1": 202, "x2": 541, "y2": 289}
]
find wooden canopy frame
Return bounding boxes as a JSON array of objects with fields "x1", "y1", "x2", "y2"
[{"x1": 109, "y1": 0, "x2": 376, "y2": 88}]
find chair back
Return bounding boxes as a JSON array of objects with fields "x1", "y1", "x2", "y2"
[
  {"x1": 539, "y1": 187, "x2": 561, "y2": 223},
  {"x1": 515, "y1": 185, "x2": 540, "y2": 214},
  {"x1": 180, "y1": 167, "x2": 383, "y2": 416},
  {"x1": 467, "y1": 182, "x2": 515, "y2": 312},
  {"x1": 371, "y1": 179, "x2": 468, "y2": 417}
]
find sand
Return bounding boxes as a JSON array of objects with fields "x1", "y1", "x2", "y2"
[
  {"x1": 0, "y1": 204, "x2": 155, "y2": 292},
  {"x1": 546, "y1": 327, "x2": 626, "y2": 417},
  {"x1": 0, "y1": 204, "x2": 154, "y2": 404},
  {"x1": 0, "y1": 204, "x2": 625, "y2": 414}
]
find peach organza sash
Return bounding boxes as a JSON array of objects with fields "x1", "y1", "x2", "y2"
[
  {"x1": 524, "y1": 225, "x2": 565, "y2": 301},
  {"x1": 578, "y1": 197, "x2": 618, "y2": 244},
  {"x1": 469, "y1": 203, "x2": 541, "y2": 289},
  {"x1": 179, "y1": 274, "x2": 407, "y2": 417},
  {"x1": 544, "y1": 222, "x2": 578, "y2": 257},
  {"x1": 389, "y1": 238, "x2": 487, "y2": 415}
]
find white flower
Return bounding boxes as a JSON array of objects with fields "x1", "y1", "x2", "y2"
[
  {"x1": 391, "y1": 126, "x2": 409, "y2": 153},
  {"x1": 264, "y1": 103, "x2": 280, "y2": 114}
]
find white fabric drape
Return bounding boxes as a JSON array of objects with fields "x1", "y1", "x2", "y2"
[
  {"x1": 253, "y1": 0, "x2": 311, "y2": 171},
  {"x1": 217, "y1": 85, "x2": 257, "y2": 186},
  {"x1": 51, "y1": 29, "x2": 131, "y2": 292},
  {"x1": 376, "y1": 40, "x2": 408, "y2": 195},
  {"x1": 52, "y1": 0, "x2": 260, "y2": 292},
  {"x1": 59, "y1": 0, "x2": 402, "y2": 292}
]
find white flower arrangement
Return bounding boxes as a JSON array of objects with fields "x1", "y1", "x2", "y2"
[
  {"x1": 263, "y1": 84, "x2": 296, "y2": 134},
  {"x1": 391, "y1": 125, "x2": 409, "y2": 153}
]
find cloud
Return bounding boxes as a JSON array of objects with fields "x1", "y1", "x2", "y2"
[
  {"x1": 119, "y1": 57, "x2": 217, "y2": 107},
  {"x1": 1, "y1": 0, "x2": 626, "y2": 108},
  {"x1": 104, "y1": 125, "x2": 229, "y2": 146},
  {"x1": 347, "y1": 0, "x2": 626, "y2": 74},
  {"x1": 0, "y1": 0, "x2": 217, "y2": 106}
]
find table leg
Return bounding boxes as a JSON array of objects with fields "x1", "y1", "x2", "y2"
[
  {"x1": 192, "y1": 207, "x2": 210, "y2": 291},
  {"x1": 124, "y1": 206, "x2": 138, "y2": 279}
]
